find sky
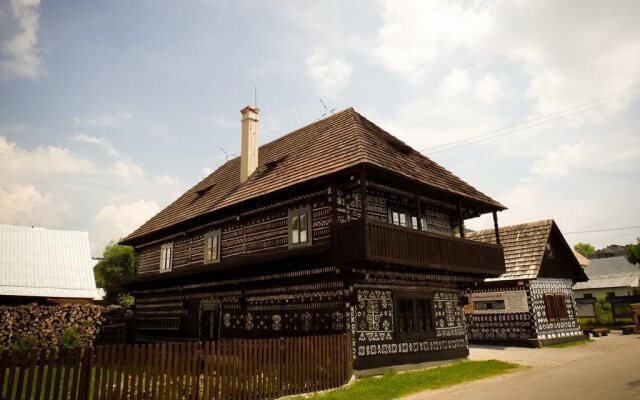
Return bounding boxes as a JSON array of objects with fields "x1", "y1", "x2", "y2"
[{"x1": 0, "y1": 0, "x2": 639, "y2": 256}]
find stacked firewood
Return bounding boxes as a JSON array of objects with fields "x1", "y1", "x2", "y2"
[
  {"x1": 95, "y1": 305, "x2": 132, "y2": 344},
  {"x1": 0, "y1": 303, "x2": 104, "y2": 348}
]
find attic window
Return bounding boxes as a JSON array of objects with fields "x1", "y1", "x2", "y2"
[
  {"x1": 195, "y1": 184, "x2": 215, "y2": 197},
  {"x1": 385, "y1": 136, "x2": 412, "y2": 154},
  {"x1": 265, "y1": 155, "x2": 288, "y2": 170}
]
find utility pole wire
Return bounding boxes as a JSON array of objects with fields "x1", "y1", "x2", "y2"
[
  {"x1": 563, "y1": 225, "x2": 640, "y2": 235},
  {"x1": 423, "y1": 81, "x2": 640, "y2": 155}
]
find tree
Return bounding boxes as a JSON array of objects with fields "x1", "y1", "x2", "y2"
[
  {"x1": 94, "y1": 241, "x2": 137, "y2": 306},
  {"x1": 626, "y1": 237, "x2": 640, "y2": 265},
  {"x1": 574, "y1": 242, "x2": 596, "y2": 258}
]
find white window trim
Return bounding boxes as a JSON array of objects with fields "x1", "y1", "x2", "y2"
[
  {"x1": 288, "y1": 206, "x2": 312, "y2": 249},
  {"x1": 203, "y1": 229, "x2": 221, "y2": 264},
  {"x1": 159, "y1": 243, "x2": 173, "y2": 273}
]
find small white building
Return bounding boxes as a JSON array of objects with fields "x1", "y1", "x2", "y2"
[
  {"x1": 0, "y1": 224, "x2": 100, "y2": 304},
  {"x1": 573, "y1": 256, "x2": 640, "y2": 299}
]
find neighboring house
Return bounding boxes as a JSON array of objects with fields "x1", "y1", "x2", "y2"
[
  {"x1": 573, "y1": 256, "x2": 640, "y2": 299},
  {"x1": 465, "y1": 220, "x2": 588, "y2": 347},
  {"x1": 590, "y1": 244, "x2": 628, "y2": 259},
  {"x1": 572, "y1": 250, "x2": 589, "y2": 268},
  {"x1": 0, "y1": 224, "x2": 100, "y2": 304},
  {"x1": 121, "y1": 106, "x2": 506, "y2": 370}
]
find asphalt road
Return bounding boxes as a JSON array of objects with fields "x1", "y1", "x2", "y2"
[{"x1": 405, "y1": 333, "x2": 640, "y2": 400}]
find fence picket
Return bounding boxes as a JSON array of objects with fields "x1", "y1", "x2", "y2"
[{"x1": 0, "y1": 333, "x2": 352, "y2": 400}]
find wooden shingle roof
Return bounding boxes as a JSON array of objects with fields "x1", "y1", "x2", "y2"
[
  {"x1": 122, "y1": 108, "x2": 504, "y2": 245},
  {"x1": 467, "y1": 220, "x2": 554, "y2": 281},
  {"x1": 467, "y1": 219, "x2": 587, "y2": 282}
]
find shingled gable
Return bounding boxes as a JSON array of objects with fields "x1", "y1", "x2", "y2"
[
  {"x1": 467, "y1": 219, "x2": 587, "y2": 282},
  {"x1": 122, "y1": 108, "x2": 505, "y2": 245}
]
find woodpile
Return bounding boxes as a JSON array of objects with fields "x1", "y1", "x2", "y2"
[
  {"x1": 0, "y1": 303, "x2": 104, "y2": 348},
  {"x1": 95, "y1": 305, "x2": 133, "y2": 344}
]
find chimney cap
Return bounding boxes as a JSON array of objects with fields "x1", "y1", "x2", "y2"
[{"x1": 240, "y1": 105, "x2": 260, "y2": 115}]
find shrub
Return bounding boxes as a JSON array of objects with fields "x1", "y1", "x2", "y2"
[
  {"x1": 9, "y1": 334, "x2": 39, "y2": 350},
  {"x1": 59, "y1": 327, "x2": 84, "y2": 348},
  {"x1": 117, "y1": 293, "x2": 135, "y2": 309},
  {"x1": 595, "y1": 295, "x2": 613, "y2": 325}
]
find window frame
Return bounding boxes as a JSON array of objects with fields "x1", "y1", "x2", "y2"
[
  {"x1": 203, "y1": 229, "x2": 222, "y2": 264},
  {"x1": 544, "y1": 293, "x2": 568, "y2": 322},
  {"x1": 394, "y1": 292, "x2": 436, "y2": 340},
  {"x1": 388, "y1": 206, "x2": 419, "y2": 230},
  {"x1": 288, "y1": 206, "x2": 312, "y2": 249},
  {"x1": 159, "y1": 243, "x2": 173, "y2": 273}
]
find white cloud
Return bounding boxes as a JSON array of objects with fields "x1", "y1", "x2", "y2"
[
  {"x1": 375, "y1": 0, "x2": 490, "y2": 83},
  {"x1": 0, "y1": 184, "x2": 68, "y2": 226},
  {"x1": 90, "y1": 200, "x2": 160, "y2": 254},
  {"x1": 474, "y1": 74, "x2": 505, "y2": 104},
  {"x1": 69, "y1": 133, "x2": 120, "y2": 157},
  {"x1": 155, "y1": 175, "x2": 179, "y2": 185},
  {"x1": 530, "y1": 139, "x2": 640, "y2": 177},
  {"x1": 111, "y1": 159, "x2": 145, "y2": 182},
  {"x1": 0, "y1": 0, "x2": 43, "y2": 80},
  {"x1": 73, "y1": 111, "x2": 133, "y2": 129},
  {"x1": 439, "y1": 68, "x2": 471, "y2": 98},
  {"x1": 0, "y1": 135, "x2": 95, "y2": 184},
  {"x1": 306, "y1": 48, "x2": 353, "y2": 97}
]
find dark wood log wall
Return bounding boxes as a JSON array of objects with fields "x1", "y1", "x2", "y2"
[{"x1": 136, "y1": 193, "x2": 330, "y2": 276}]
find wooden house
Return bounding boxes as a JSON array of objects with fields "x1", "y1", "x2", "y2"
[
  {"x1": 121, "y1": 106, "x2": 506, "y2": 370},
  {"x1": 465, "y1": 219, "x2": 588, "y2": 347}
]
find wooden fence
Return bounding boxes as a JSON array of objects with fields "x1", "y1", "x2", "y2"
[{"x1": 0, "y1": 333, "x2": 352, "y2": 400}]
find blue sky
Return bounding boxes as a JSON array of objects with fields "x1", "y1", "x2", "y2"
[{"x1": 1, "y1": 0, "x2": 639, "y2": 256}]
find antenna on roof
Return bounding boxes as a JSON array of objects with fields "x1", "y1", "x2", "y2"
[
  {"x1": 219, "y1": 147, "x2": 230, "y2": 161},
  {"x1": 318, "y1": 98, "x2": 335, "y2": 119}
]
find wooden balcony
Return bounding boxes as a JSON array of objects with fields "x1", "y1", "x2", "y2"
[{"x1": 332, "y1": 220, "x2": 505, "y2": 277}]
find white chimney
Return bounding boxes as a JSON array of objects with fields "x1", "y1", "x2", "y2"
[{"x1": 240, "y1": 105, "x2": 260, "y2": 183}]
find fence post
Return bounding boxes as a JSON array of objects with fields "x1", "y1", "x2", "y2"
[{"x1": 77, "y1": 347, "x2": 93, "y2": 400}]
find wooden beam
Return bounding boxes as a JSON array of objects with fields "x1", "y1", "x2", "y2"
[
  {"x1": 360, "y1": 167, "x2": 367, "y2": 222},
  {"x1": 492, "y1": 211, "x2": 501, "y2": 245},
  {"x1": 457, "y1": 200, "x2": 465, "y2": 239},
  {"x1": 415, "y1": 189, "x2": 422, "y2": 230}
]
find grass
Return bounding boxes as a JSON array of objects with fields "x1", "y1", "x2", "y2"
[
  {"x1": 546, "y1": 339, "x2": 592, "y2": 349},
  {"x1": 291, "y1": 360, "x2": 519, "y2": 400}
]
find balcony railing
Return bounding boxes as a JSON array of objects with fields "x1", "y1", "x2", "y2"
[{"x1": 332, "y1": 220, "x2": 505, "y2": 277}]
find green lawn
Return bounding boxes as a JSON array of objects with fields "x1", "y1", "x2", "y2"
[
  {"x1": 546, "y1": 339, "x2": 592, "y2": 349},
  {"x1": 292, "y1": 360, "x2": 519, "y2": 400}
]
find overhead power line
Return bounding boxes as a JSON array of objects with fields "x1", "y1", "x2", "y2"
[
  {"x1": 563, "y1": 225, "x2": 640, "y2": 235},
  {"x1": 423, "y1": 81, "x2": 640, "y2": 155}
]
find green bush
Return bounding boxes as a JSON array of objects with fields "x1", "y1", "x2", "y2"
[
  {"x1": 9, "y1": 334, "x2": 39, "y2": 350},
  {"x1": 59, "y1": 327, "x2": 84, "y2": 348},
  {"x1": 117, "y1": 293, "x2": 135, "y2": 309},
  {"x1": 595, "y1": 295, "x2": 613, "y2": 325}
]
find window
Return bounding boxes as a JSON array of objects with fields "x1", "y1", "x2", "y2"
[
  {"x1": 396, "y1": 294, "x2": 433, "y2": 338},
  {"x1": 473, "y1": 300, "x2": 506, "y2": 311},
  {"x1": 289, "y1": 207, "x2": 312, "y2": 248},
  {"x1": 607, "y1": 292, "x2": 616, "y2": 299},
  {"x1": 545, "y1": 242, "x2": 555, "y2": 259},
  {"x1": 544, "y1": 293, "x2": 568, "y2": 321},
  {"x1": 160, "y1": 243, "x2": 173, "y2": 272},
  {"x1": 203, "y1": 230, "x2": 221, "y2": 264},
  {"x1": 389, "y1": 207, "x2": 419, "y2": 230},
  {"x1": 583, "y1": 293, "x2": 593, "y2": 299}
]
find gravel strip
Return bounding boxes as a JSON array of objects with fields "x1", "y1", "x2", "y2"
[{"x1": 468, "y1": 331, "x2": 634, "y2": 367}]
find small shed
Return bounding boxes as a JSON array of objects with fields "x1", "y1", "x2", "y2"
[{"x1": 0, "y1": 224, "x2": 100, "y2": 304}]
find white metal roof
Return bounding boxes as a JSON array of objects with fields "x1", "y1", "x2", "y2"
[
  {"x1": 0, "y1": 224, "x2": 99, "y2": 299},
  {"x1": 573, "y1": 256, "x2": 640, "y2": 291}
]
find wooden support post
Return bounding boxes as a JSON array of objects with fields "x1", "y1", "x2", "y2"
[
  {"x1": 415, "y1": 190, "x2": 422, "y2": 230},
  {"x1": 457, "y1": 200, "x2": 465, "y2": 239},
  {"x1": 360, "y1": 168, "x2": 367, "y2": 222},
  {"x1": 492, "y1": 211, "x2": 501, "y2": 245}
]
